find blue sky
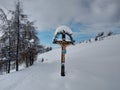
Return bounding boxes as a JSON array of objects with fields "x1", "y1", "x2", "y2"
[
  {"x1": 37, "y1": 30, "x2": 94, "y2": 47},
  {"x1": 37, "y1": 22, "x2": 96, "y2": 47},
  {"x1": 37, "y1": 30, "x2": 55, "y2": 47},
  {"x1": 36, "y1": 22, "x2": 95, "y2": 48},
  {"x1": 37, "y1": 20, "x2": 120, "y2": 47}
]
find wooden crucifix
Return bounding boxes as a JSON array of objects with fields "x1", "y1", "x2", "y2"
[{"x1": 53, "y1": 27, "x2": 74, "y2": 76}]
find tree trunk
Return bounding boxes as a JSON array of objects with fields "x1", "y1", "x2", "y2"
[
  {"x1": 7, "y1": 60, "x2": 10, "y2": 73},
  {"x1": 26, "y1": 57, "x2": 29, "y2": 67},
  {"x1": 16, "y1": 2, "x2": 20, "y2": 71}
]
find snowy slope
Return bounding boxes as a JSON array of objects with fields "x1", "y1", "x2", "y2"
[{"x1": 0, "y1": 35, "x2": 120, "y2": 90}]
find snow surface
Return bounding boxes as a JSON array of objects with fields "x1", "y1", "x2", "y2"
[
  {"x1": 54, "y1": 25, "x2": 73, "y2": 36},
  {"x1": 0, "y1": 35, "x2": 120, "y2": 90}
]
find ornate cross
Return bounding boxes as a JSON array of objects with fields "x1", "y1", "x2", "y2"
[{"x1": 53, "y1": 26, "x2": 74, "y2": 76}]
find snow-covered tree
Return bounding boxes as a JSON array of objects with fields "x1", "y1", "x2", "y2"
[
  {"x1": 0, "y1": 8, "x2": 11, "y2": 73},
  {"x1": 0, "y1": 0, "x2": 39, "y2": 73},
  {"x1": 10, "y1": 1, "x2": 39, "y2": 70}
]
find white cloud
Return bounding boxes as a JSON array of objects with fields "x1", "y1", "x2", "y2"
[{"x1": 0, "y1": 0, "x2": 120, "y2": 34}]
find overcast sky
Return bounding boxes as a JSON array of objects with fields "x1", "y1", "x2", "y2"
[{"x1": 0, "y1": 0, "x2": 120, "y2": 46}]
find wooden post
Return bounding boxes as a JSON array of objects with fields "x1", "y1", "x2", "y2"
[
  {"x1": 61, "y1": 46, "x2": 66, "y2": 76},
  {"x1": 61, "y1": 33, "x2": 65, "y2": 76}
]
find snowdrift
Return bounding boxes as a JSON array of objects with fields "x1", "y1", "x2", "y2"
[{"x1": 0, "y1": 34, "x2": 120, "y2": 90}]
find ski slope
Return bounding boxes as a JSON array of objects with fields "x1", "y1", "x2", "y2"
[{"x1": 0, "y1": 35, "x2": 120, "y2": 90}]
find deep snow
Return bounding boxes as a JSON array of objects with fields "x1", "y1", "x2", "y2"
[{"x1": 0, "y1": 34, "x2": 120, "y2": 90}]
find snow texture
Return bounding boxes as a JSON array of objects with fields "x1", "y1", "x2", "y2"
[
  {"x1": 29, "y1": 39, "x2": 34, "y2": 43},
  {"x1": 0, "y1": 31, "x2": 4, "y2": 38},
  {"x1": 54, "y1": 25, "x2": 73, "y2": 36},
  {"x1": 0, "y1": 34, "x2": 120, "y2": 90}
]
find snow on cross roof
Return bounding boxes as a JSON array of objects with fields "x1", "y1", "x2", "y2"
[{"x1": 54, "y1": 25, "x2": 73, "y2": 36}]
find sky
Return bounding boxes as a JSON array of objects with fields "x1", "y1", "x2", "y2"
[{"x1": 0, "y1": 0, "x2": 120, "y2": 47}]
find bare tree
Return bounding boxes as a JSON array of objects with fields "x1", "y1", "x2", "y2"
[
  {"x1": 0, "y1": 0, "x2": 39, "y2": 73},
  {"x1": 12, "y1": 1, "x2": 39, "y2": 69},
  {"x1": 0, "y1": 8, "x2": 11, "y2": 73}
]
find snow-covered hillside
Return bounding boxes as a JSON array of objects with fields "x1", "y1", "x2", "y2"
[{"x1": 0, "y1": 35, "x2": 120, "y2": 90}]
